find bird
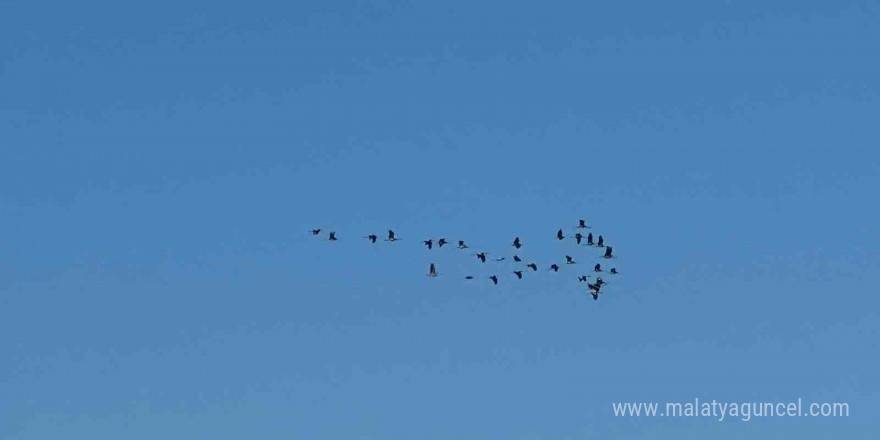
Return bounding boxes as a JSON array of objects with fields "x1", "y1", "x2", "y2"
[
  {"x1": 588, "y1": 282, "x2": 601, "y2": 293},
  {"x1": 422, "y1": 239, "x2": 433, "y2": 250},
  {"x1": 476, "y1": 252, "x2": 488, "y2": 263},
  {"x1": 609, "y1": 268, "x2": 618, "y2": 274},
  {"x1": 595, "y1": 277, "x2": 607, "y2": 287},
  {"x1": 512, "y1": 237, "x2": 522, "y2": 249},
  {"x1": 603, "y1": 246, "x2": 614, "y2": 259},
  {"x1": 328, "y1": 231, "x2": 338, "y2": 241},
  {"x1": 386, "y1": 230, "x2": 399, "y2": 242},
  {"x1": 428, "y1": 263, "x2": 438, "y2": 277},
  {"x1": 513, "y1": 270, "x2": 523, "y2": 279},
  {"x1": 549, "y1": 264, "x2": 560, "y2": 272},
  {"x1": 311, "y1": 229, "x2": 322, "y2": 235},
  {"x1": 527, "y1": 263, "x2": 538, "y2": 271},
  {"x1": 578, "y1": 219, "x2": 590, "y2": 229},
  {"x1": 565, "y1": 255, "x2": 576, "y2": 264},
  {"x1": 458, "y1": 240, "x2": 469, "y2": 249},
  {"x1": 594, "y1": 263, "x2": 602, "y2": 272},
  {"x1": 513, "y1": 255, "x2": 522, "y2": 262},
  {"x1": 586, "y1": 233, "x2": 594, "y2": 246},
  {"x1": 597, "y1": 235, "x2": 605, "y2": 247},
  {"x1": 575, "y1": 233, "x2": 584, "y2": 245},
  {"x1": 494, "y1": 257, "x2": 506, "y2": 262},
  {"x1": 577, "y1": 275, "x2": 590, "y2": 282},
  {"x1": 556, "y1": 229, "x2": 565, "y2": 240},
  {"x1": 489, "y1": 275, "x2": 498, "y2": 285},
  {"x1": 465, "y1": 276, "x2": 475, "y2": 280},
  {"x1": 365, "y1": 234, "x2": 377, "y2": 243},
  {"x1": 589, "y1": 290, "x2": 599, "y2": 301},
  {"x1": 438, "y1": 238, "x2": 449, "y2": 247}
]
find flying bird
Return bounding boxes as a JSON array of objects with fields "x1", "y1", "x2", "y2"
[
  {"x1": 465, "y1": 276, "x2": 475, "y2": 280},
  {"x1": 550, "y1": 264, "x2": 560, "y2": 272},
  {"x1": 428, "y1": 263, "x2": 438, "y2": 277},
  {"x1": 513, "y1": 270, "x2": 523, "y2": 279},
  {"x1": 489, "y1": 275, "x2": 498, "y2": 285},
  {"x1": 458, "y1": 240, "x2": 469, "y2": 249},
  {"x1": 588, "y1": 282, "x2": 601, "y2": 293},
  {"x1": 476, "y1": 252, "x2": 488, "y2": 263},
  {"x1": 566, "y1": 255, "x2": 576, "y2": 264},
  {"x1": 438, "y1": 238, "x2": 449, "y2": 247},
  {"x1": 594, "y1": 263, "x2": 602, "y2": 272},
  {"x1": 578, "y1": 219, "x2": 590, "y2": 229},
  {"x1": 609, "y1": 268, "x2": 619, "y2": 274},
  {"x1": 365, "y1": 234, "x2": 378, "y2": 243},
  {"x1": 556, "y1": 229, "x2": 565, "y2": 240},
  {"x1": 513, "y1": 255, "x2": 522, "y2": 262},
  {"x1": 328, "y1": 231, "x2": 338, "y2": 241},
  {"x1": 311, "y1": 229, "x2": 322, "y2": 235},
  {"x1": 603, "y1": 246, "x2": 614, "y2": 259},
  {"x1": 577, "y1": 275, "x2": 590, "y2": 282},
  {"x1": 386, "y1": 230, "x2": 399, "y2": 241},
  {"x1": 422, "y1": 239, "x2": 433, "y2": 250},
  {"x1": 575, "y1": 233, "x2": 584, "y2": 245},
  {"x1": 595, "y1": 277, "x2": 607, "y2": 287},
  {"x1": 512, "y1": 237, "x2": 522, "y2": 249},
  {"x1": 589, "y1": 290, "x2": 599, "y2": 301},
  {"x1": 597, "y1": 235, "x2": 605, "y2": 247},
  {"x1": 494, "y1": 257, "x2": 506, "y2": 262},
  {"x1": 587, "y1": 233, "x2": 594, "y2": 246},
  {"x1": 527, "y1": 263, "x2": 538, "y2": 271}
]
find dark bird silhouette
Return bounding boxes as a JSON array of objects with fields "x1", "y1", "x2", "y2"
[
  {"x1": 311, "y1": 229, "x2": 322, "y2": 235},
  {"x1": 566, "y1": 255, "x2": 576, "y2": 264},
  {"x1": 603, "y1": 246, "x2": 614, "y2": 259},
  {"x1": 513, "y1": 270, "x2": 523, "y2": 279},
  {"x1": 386, "y1": 230, "x2": 399, "y2": 242},
  {"x1": 549, "y1": 264, "x2": 560, "y2": 272},
  {"x1": 527, "y1": 263, "x2": 538, "y2": 271},
  {"x1": 575, "y1": 233, "x2": 584, "y2": 245},
  {"x1": 476, "y1": 252, "x2": 488, "y2": 263},
  {"x1": 489, "y1": 275, "x2": 498, "y2": 285},
  {"x1": 597, "y1": 235, "x2": 605, "y2": 247},
  {"x1": 588, "y1": 282, "x2": 601, "y2": 293},
  {"x1": 589, "y1": 290, "x2": 599, "y2": 301},
  {"x1": 513, "y1": 255, "x2": 522, "y2": 262},
  {"x1": 428, "y1": 263, "x2": 438, "y2": 277},
  {"x1": 557, "y1": 229, "x2": 565, "y2": 240},
  {"x1": 422, "y1": 239, "x2": 433, "y2": 250},
  {"x1": 365, "y1": 234, "x2": 378, "y2": 243},
  {"x1": 458, "y1": 240, "x2": 469, "y2": 249},
  {"x1": 594, "y1": 263, "x2": 602, "y2": 272},
  {"x1": 512, "y1": 237, "x2": 522, "y2": 249},
  {"x1": 465, "y1": 276, "x2": 475, "y2": 280},
  {"x1": 438, "y1": 238, "x2": 449, "y2": 247},
  {"x1": 596, "y1": 277, "x2": 607, "y2": 287},
  {"x1": 494, "y1": 257, "x2": 506, "y2": 262},
  {"x1": 587, "y1": 233, "x2": 594, "y2": 246},
  {"x1": 328, "y1": 231, "x2": 338, "y2": 241},
  {"x1": 578, "y1": 219, "x2": 591, "y2": 229},
  {"x1": 578, "y1": 275, "x2": 590, "y2": 282},
  {"x1": 609, "y1": 268, "x2": 618, "y2": 274}
]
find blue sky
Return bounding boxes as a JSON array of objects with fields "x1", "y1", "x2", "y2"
[{"x1": 2, "y1": 0, "x2": 878, "y2": 438}]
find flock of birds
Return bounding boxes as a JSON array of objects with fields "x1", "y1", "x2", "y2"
[{"x1": 310, "y1": 219, "x2": 621, "y2": 301}]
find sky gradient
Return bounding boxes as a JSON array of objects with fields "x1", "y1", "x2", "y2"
[{"x1": 2, "y1": 1, "x2": 879, "y2": 438}]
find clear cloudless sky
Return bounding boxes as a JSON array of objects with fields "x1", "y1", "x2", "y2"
[{"x1": 2, "y1": 0, "x2": 879, "y2": 438}]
